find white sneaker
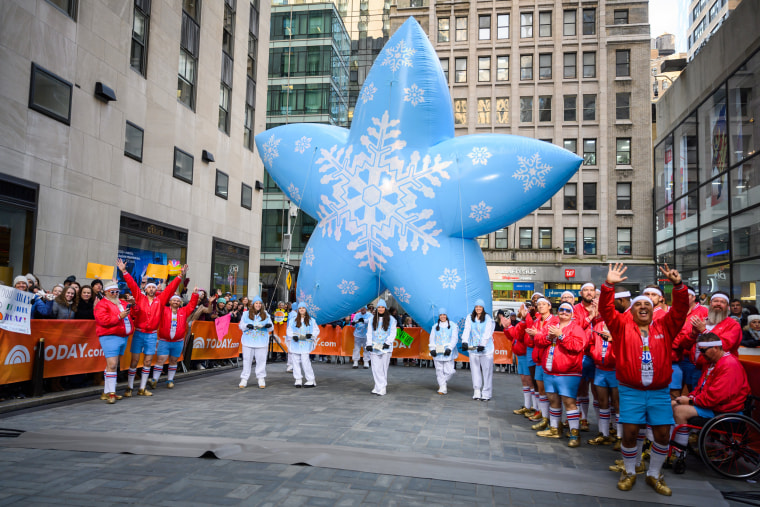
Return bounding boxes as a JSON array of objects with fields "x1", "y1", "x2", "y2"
[
  {"x1": 363, "y1": 363, "x2": 369, "y2": 369},
  {"x1": 371, "y1": 386, "x2": 378, "y2": 394},
  {"x1": 286, "y1": 366, "x2": 293, "y2": 372},
  {"x1": 438, "y1": 384, "x2": 447, "y2": 395},
  {"x1": 304, "y1": 380, "x2": 316, "y2": 388},
  {"x1": 238, "y1": 379, "x2": 247, "y2": 389},
  {"x1": 352, "y1": 361, "x2": 359, "y2": 368},
  {"x1": 258, "y1": 379, "x2": 266, "y2": 389},
  {"x1": 294, "y1": 379, "x2": 303, "y2": 388},
  {"x1": 473, "y1": 389, "x2": 481, "y2": 400},
  {"x1": 377, "y1": 387, "x2": 386, "y2": 396}
]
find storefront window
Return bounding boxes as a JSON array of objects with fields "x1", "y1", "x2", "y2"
[
  {"x1": 697, "y1": 86, "x2": 728, "y2": 184},
  {"x1": 674, "y1": 192, "x2": 698, "y2": 236},
  {"x1": 211, "y1": 239, "x2": 249, "y2": 298},
  {"x1": 655, "y1": 207, "x2": 674, "y2": 243},
  {"x1": 656, "y1": 240, "x2": 675, "y2": 268},
  {"x1": 731, "y1": 155, "x2": 760, "y2": 212},
  {"x1": 654, "y1": 136, "x2": 674, "y2": 210},
  {"x1": 728, "y1": 50, "x2": 759, "y2": 166},
  {"x1": 732, "y1": 210, "x2": 760, "y2": 261},
  {"x1": 673, "y1": 114, "x2": 698, "y2": 203},
  {"x1": 675, "y1": 231, "x2": 699, "y2": 288},
  {"x1": 0, "y1": 175, "x2": 37, "y2": 285},
  {"x1": 701, "y1": 263, "x2": 730, "y2": 296},
  {"x1": 699, "y1": 220, "x2": 730, "y2": 268},
  {"x1": 733, "y1": 259, "x2": 760, "y2": 307},
  {"x1": 698, "y1": 171, "x2": 729, "y2": 225},
  {"x1": 118, "y1": 214, "x2": 187, "y2": 291}
]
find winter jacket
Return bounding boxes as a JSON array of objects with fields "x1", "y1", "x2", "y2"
[
  {"x1": 690, "y1": 353, "x2": 750, "y2": 413},
  {"x1": 94, "y1": 298, "x2": 136, "y2": 337},
  {"x1": 534, "y1": 320, "x2": 586, "y2": 375},
  {"x1": 158, "y1": 293, "x2": 199, "y2": 342},
  {"x1": 123, "y1": 272, "x2": 182, "y2": 333}
]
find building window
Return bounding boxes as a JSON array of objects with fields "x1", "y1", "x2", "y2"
[
  {"x1": 519, "y1": 228, "x2": 533, "y2": 249},
  {"x1": 563, "y1": 95, "x2": 576, "y2": 122},
  {"x1": 582, "y1": 8, "x2": 595, "y2": 35},
  {"x1": 563, "y1": 139, "x2": 577, "y2": 154},
  {"x1": 438, "y1": 18, "x2": 450, "y2": 42},
  {"x1": 211, "y1": 239, "x2": 249, "y2": 298},
  {"x1": 583, "y1": 138, "x2": 596, "y2": 165},
  {"x1": 582, "y1": 52, "x2": 596, "y2": 78},
  {"x1": 519, "y1": 97, "x2": 533, "y2": 122},
  {"x1": 455, "y1": 17, "x2": 467, "y2": 41},
  {"x1": 520, "y1": 55, "x2": 533, "y2": 80},
  {"x1": 538, "y1": 96, "x2": 551, "y2": 122},
  {"x1": 538, "y1": 228, "x2": 552, "y2": 249},
  {"x1": 222, "y1": 1, "x2": 234, "y2": 56},
  {"x1": 617, "y1": 182, "x2": 632, "y2": 210},
  {"x1": 520, "y1": 13, "x2": 533, "y2": 38},
  {"x1": 617, "y1": 228, "x2": 632, "y2": 255},
  {"x1": 616, "y1": 92, "x2": 630, "y2": 120},
  {"x1": 616, "y1": 138, "x2": 631, "y2": 165},
  {"x1": 130, "y1": 0, "x2": 150, "y2": 76},
  {"x1": 538, "y1": 53, "x2": 552, "y2": 80},
  {"x1": 219, "y1": 83, "x2": 231, "y2": 134},
  {"x1": 244, "y1": 104, "x2": 254, "y2": 150},
  {"x1": 440, "y1": 58, "x2": 449, "y2": 82},
  {"x1": 496, "y1": 97, "x2": 509, "y2": 124},
  {"x1": 583, "y1": 228, "x2": 597, "y2": 255},
  {"x1": 454, "y1": 98, "x2": 467, "y2": 125},
  {"x1": 241, "y1": 183, "x2": 252, "y2": 210},
  {"x1": 215, "y1": 170, "x2": 229, "y2": 199},
  {"x1": 124, "y1": 121, "x2": 144, "y2": 162},
  {"x1": 495, "y1": 228, "x2": 508, "y2": 249},
  {"x1": 563, "y1": 228, "x2": 577, "y2": 254},
  {"x1": 496, "y1": 56, "x2": 509, "y2": 81},
  {"x1": 564, "y1": 183, "x2": 577, "y2": 210},
  {"x1": 173, "y1": 147, "x2": 194, "y2": 184},
  {"x1": 539, "y1": 11, "x2": 551, "y2": 37},
  {"x1": 614, "y1": 9, "x2": 629, "y2": 25},
  {"x1": 563, "y1": 52, "x2": 576, "y2": 78},
  {"x1": 497, "y1": 14, "x2": 509, "y2": 39},
  {"x1": 479, "y1": 15, "x2": 491, "y2": 40},
  {"x1": 539, "y1": 197, "x2": 552, "y2": 210},
  {"x1": 178, "y1": 0, "x2": 201, "y2": 110},
  {"x1": 0, "y1": 175, "x2": 38, "y2": 279},
  {"x1": 455, "y1": 57, "x2": 467, "y2": 83},
  {"x1": 582, "y1": 94, "x2": 596, "y2": 121},
  {"x1": 563, "y1": 10, "x2": 576, "y2": 36},
  {"x1": 478, "y1": 57, "x2": 490, "y2": 82},
  {"x1": 476, "y1": 234, "x2": 489, "y2": 249},
  {"x1": 583, "y1": 182, "x2": 597, "y2": 210},
  {"x1": 616, "y1": 50, "x2": 630, "y2": 77},
  {"x1": 45, "y1": 0, "x2": 77, "y2": 19},
  {"x1": 477, "y1": 98, "x2": 491, "y2": 125},
  {"x1": 245, "y1": 0, "x2": 258, "y2": 151},
  {"x1": 28, "y1": 63, "x2": 73, "y2": 125}
]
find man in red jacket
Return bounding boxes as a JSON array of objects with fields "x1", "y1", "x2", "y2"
[
  {"x1": 688, "y1": 292, "x2": 743, "y2": 356},
  {"x1": 599, "y1": 263, "x2": 688, "y2": 496},
  {"x1": 117, "y1": 258, "x2": 187, "y2": 397},
  {"x1": 150, "y1": 289, "x2": 199, "y2": 389}
]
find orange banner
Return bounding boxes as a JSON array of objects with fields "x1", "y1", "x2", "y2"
[{"x1": 187, "y1": 321, "x2": 243, "y2": 360}]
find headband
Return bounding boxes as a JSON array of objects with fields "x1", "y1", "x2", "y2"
[
  {"x1": 170, "y1": 295, "x2": 182, "y2": 301},
  {"x1": 558, "y1": 303, "x2": 574, "y2": 313},
  {"x1": 697, "y1": 340, "x2": 723, "y2": 347},
  {"x1": 710, "y1": 293, "x2": 729, "y2": 303},
  {"x1": 580, "y1": 283, "x2": 595, "y2": 291},
  {"x1": 614, "y1": 290, "x2": 631, "y2": 298},
  {"x1": 747, "y1": 315, "x2": 760, "y2": 323},
  {"x1": 643, "y1": 288, "x2": 663, "y2": 297},
  {"x1": 561, "y1": 291, "x2": 575, "y2": 298},
  {"x1": 687, "y1": 288, "x2": 695, "y2": 297},
  {"x1": 144, "y1": 283, "x2": 157, "y2": 289},
  {"x1": 104, "y1": 282, "x2": 119, "y2": 291},
  {"x1": 536, "y1": 298, "x2": 550, "y2": 306},
  {"x1": 532, "y1": 292, "x2": 544, "y2": 299},
  {"x1": 631, "y1": 295, "x2": 653, "y2": 306}
]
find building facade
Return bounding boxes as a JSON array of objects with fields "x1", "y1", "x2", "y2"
[
  {"x1": 686, "y1": 0, "x2": 740, "y2": 61},
  {"x1": 655, "y1": 0, "x2": 760, "y2": 304},
  {"x1": 0, "y1": 0, "x2": 270, "y2": 297}
]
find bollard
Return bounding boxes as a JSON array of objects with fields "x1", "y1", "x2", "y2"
[{"x1": 31, "y1": 338, "x2": 45, "y2": 397}]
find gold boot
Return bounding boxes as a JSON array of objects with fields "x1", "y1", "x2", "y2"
[
  {"x1": 148, "y1": 378, "x2": 157, "y2": 390},
  {"x1": 531, "y1": 417, "x2": 549, "y2": 431},
  {"x1": 609, "y1": 460, "x2": 647, "y2": 474},
  {"x1": 613, "y1": 437, "x2": 622, "y2": 451},
  {"x1": 568, "y1": 429, "x2": 580, "y2": 447},
  {"x1": 537, "y1": 426, "x2": 560, "y2": 438},
  {"x1": 645, "y1": 474, "x2": 672, "y2": 496},
  {"x1": 513, "y1": 406, "x2": 529, "y2": 415},
  {"x1": 523, "y1": 408, "x2": 537, "y2": 419},
  {"x1": 579, "y1": 419, "x2": 590, "y2": 432},
  {"x1": 123, "y1": 388, "x2": 133, "y2": 398},
  {"x1": 137, "y1": 388, "x2": 153, "y2": 396},
  {"x1": 100, "y1": 392, "x2": 122, "y2": 401},
  {"x1": 107, "y1": 393, "x2": 117, "y2": 405},
  {"x1": 588, "y1": 434, "x2": 613, "y2": 446},
  {"x1": 166, "y1": 381, "x2": 175, "y2": 389},
  {"x1": 617, "y1": 471, "x2": 637, "y2": 491},
  {"x1": 529, "y1": 411, "x2": 544, "y2": 422}
]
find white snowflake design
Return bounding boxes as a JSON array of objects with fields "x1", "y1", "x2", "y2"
[
  {"x1": 469, "y1": 201, "x2": 493, "y2": 223},
  {"x1": 302, "y1": 246, "x2": 315, "y2": 267},
  {"x1": 438, "y1": 268, "x2": 462, "y2": 290},
  {"x1": 298, "y1": 289, "x2": 321, "y2": 316},
  {"x1": 393, "y1": 287, "x2": 411, "y2": 303},
  {"x1": 513, "y1": 153, "x2": 553, "y2": 192},
  {"x1": 294, "y1": 136, "x2": 312, "y2": 154},
  {"x1": 287, "y1": 183, "x2": 302, "y2": 204},
  {"x1": 467, "y1": 147, "x2": 492, "y2": 166},
  {"x1": 315, "y1": 111, "x2": 452, "y2": 272},
  {"x1": 338, "y1": 279, "x2": 359, "y2": 295},
  {"x1": 262, "y1": 134, "x2": 281, "y2": 166},
  {"x1": 360, "y1": 82, "x2": 377, "y2": 104},
  {"x1": 381, "y1": 40, "x2": 416, "y2": 72},
  {"x1": 403, "y1": 84, "x2": 425, "y2": 107}
]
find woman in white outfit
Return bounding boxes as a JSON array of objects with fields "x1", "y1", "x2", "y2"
[
  {"x1": 286, "y1": 304, "x2": 320, "y2": 387},
  {"x1": 365, "y1": 299, "x2": 397, "y2": 396},
  {"x1": 238, "y1": 296, "x2": 273, "y2": 388},
  {"x1": 428, "y1": 308, "x2": 459, "y2": 395},
  {"x1": 462, "y1": 298, "x2": 496, "y2": 401}
]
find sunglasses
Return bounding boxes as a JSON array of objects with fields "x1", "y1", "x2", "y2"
[
  {"x1": 698, "y1": 346, "x2": 712, "y2": 353},
  {"x1": 106, "y1": 289, "x2": 119, "y2": 293},
  {"x1": 557, "y1": 308, "x2": 573, "y2": 314}
]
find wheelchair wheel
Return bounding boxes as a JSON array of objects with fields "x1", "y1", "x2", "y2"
[{"x1": 698, "y1": 413, "x2": 760, "y2": 479}]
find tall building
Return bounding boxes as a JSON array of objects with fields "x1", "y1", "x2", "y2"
[
  {"x1": 654, "y1": 0, "x2": 760, "y2": 303},
  {"x1": 386, "y1": 0, "x2": 655, "y2": 300},
  {"x1": 687, "y1": 0, "x2": 741, "y2": 61},
  {"x1": 0, "y1": 0, "x2": 270, "y2": 296}
]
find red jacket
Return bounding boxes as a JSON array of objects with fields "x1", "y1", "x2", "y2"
[
  {"x1": 588, "y1": 321, "x2": 617, "y2": 371},
  {"x1": 690, "y1": 353, "x2": 750, "y2": 413},
  {"x1": 673, "y1": 304, "x2": 709, "y2": 362},
  {"x1": 652, "y1": 306, "x2": 668, "y2": 321},
  {"x1": 94, "y1": 298, "x2": 136, "y2": 337},
  {"x1": 158, "y1": 293, "x2": 199, "y2": 342},
  {"x1": 504, "y1": 321, "x2": 527, "y2": 356},
  {"x1": 599, "y1": 282, "x2": 689, "y2": 390},
  {"x1": 574, "y1": 302, "x2": 602, "y2": 330},
  {"x1": 691, "y1": 317, "x2": 743, "y2": 357},
  {"x1": 525, "y1": 313, "x2": 557, "y2": 365},
  {"x1": 123, "y1": 272, "x2": 182, "y2": 333},
  {"x1": 534, "y1": 320, "x2": 586, "y2": 375}
]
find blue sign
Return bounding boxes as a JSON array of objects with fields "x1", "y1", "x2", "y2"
[
  {"x1": 513, "y1": 283, "x2": 535, "y2": 291},
  {"x1": 545, "y1": 289, "x2": 579, "y2": 298}
]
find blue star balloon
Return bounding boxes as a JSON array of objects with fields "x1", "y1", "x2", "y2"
[{"x1": 256, "y1": 18, "x2": 582, "y2": 329}]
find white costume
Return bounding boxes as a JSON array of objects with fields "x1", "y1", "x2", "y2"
[
  {"x1": 462, "y1": 308, "x2": 495, "y2": 400},
  {"x1": 238, "y1": 307, "x2": 273, "y2": 388},
  {"x1": 428, "y1": 312, "x2": 459, "y2": 394},
  {"x1": 286, "y1": 316, "x2": 320, "y2": 386},
  {"x1": 286, "y1": 306, "x2": 298, "y2": 371},
  {"x1": 351, "y1": 310, "x2": 370, "y2": 368},
  {"x1": 365, "y1": 302, "x2": 397, "y2": 396}
]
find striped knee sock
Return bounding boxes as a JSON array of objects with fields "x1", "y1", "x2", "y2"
[
  {"x1": 522, "y1": 387, "x2": 532, "y2": 408},
  {"x1": 152, "y1": 366, "x2": 162, "y2": 381},
  {"x1": 567, "y1": 409, "x2": 580, "y2": 431},
  {"x1": 168, "y1": 365, "x2": 177, "y2": 381},
  {"x1": 599, "y1": 408, "x2": 611, "y2": 436},
  {"x1": 621, "y1": 445, "x2": 638, "y2": 474},
  {"x1": 616, "y1": 413, "x2": 622, "y2": 437},
  {"x1": 577, "y1": 396, "x2": 589, "y2": 420},
  {"x1": 648, "y1": 442, "x2": 670, "y2": 477},
  {"x1": 539, "y1": 395, "x2": 550, "y2": 418},
  {"x1": 549, "y1": 407, "x2": 562, "y2": 428},
  {"x1": 532, "y1": 391, "x2": 539, "y2": 411},
  {"x1": 673, "y1": 426, "x2": 690, "y2": 457},
  {"x1": 127, "y1": 368, "x2": 137, "y2": 389},
  {"x1": 139, "y1": 367, "x2": 150, "y2": 390},
  {"x1": 104, "y1": 370, "x2": 117, "y2": 394}
]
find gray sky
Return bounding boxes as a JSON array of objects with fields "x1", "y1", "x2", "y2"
[{"x1": 650, "y1": 0, "x2": 683, "y2": 49}]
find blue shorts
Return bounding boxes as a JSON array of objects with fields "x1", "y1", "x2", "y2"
[
  {"x1": 594, "y1": 368, "x2": 619, "y2": 389},
  {"x1": 543, "y1": 373, "x2": 582, "y2": 398},
  {"x1": 535, "y1": 365, "x2": 545, "y2": 382},
  {"x1": 695, "y1": 406, "x2": 715, "y2": 419},
  {"x1": 618, "y1": 385, "x2": 674, "y2": 426},
  {"x1": 678, "y1": 359, "x2": 700, "y2": 388},
  {"x1": 131, "y1": 330, "x2": 157, "y2": 355},
  {"x1": 516, "y1": 355, "x2": 530, "y2": 375},
  {"x1": 581, "y1": 356, "x2": 596, "y2": 381},
  {"x1": 157, "y1": 340, "x2": 184, "y2": 358},
  {"x1": 524, "y1": 347, "x2": 536, "y2": 367},
  {"x1": 669, "y1": 364, "x2": 683, "y2": 390},
  {"x1": 99, "y1": 335, "x2": 127, "y2": 358}
]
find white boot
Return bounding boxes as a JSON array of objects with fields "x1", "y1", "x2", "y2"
[
  {"x1": 353, "y1": 360, "x2": 359, "y2": 369},
  {"x1": 371, "y1": 385, "x2": 378, "y2": 394},
  {"x1": 438, "y1": 383, "x2": 447, "y2": 395},
  {"x1": 304, "y1": 380, "x2": 316, "y2": 388},
  {"x1": 258, "y1": 378, "x2": 266, "y2": 389},
  {"x1": 294, "y1": 379, "x2": 302, "y2": 388},
  {"x1": 286, "y1": 365, "x2": 293, "y2": 372},
  {"x1": 378, "y1": 387, "x2": 386, "y2": 396},
  {"x1": 239, "y1": 379, "x2": 247, "y2": 388},
  {"x1": 473, "y1": 389, "x2": 481, "y2": 400}
]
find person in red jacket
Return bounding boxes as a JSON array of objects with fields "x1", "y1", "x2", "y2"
[
  {"x1": 587, "y1": 321, "x2": 619, "y2": 446},
  {"x1": 524, "y1": 298, "x2": 556, "y2": 431},
  {"x1": 688, "y1": 292, "x2": 743, "y2": 357},
  {"x1": 149, "y1": 289, "x2": 199, "y2": 389},
  {"x1": 574, "y1": 282, "x2": 601, "y2": 431},
  {"x1": 599, "y1": 263, "x2": 688, "y2": 497},
  {"x1": 671, "y1": 332, "x2": 751, "y2": 458},
  {"x1": 94, "y1": 280, "x2": 137, "y2": 404},
  {"x1": 533, "y1": 302, "x2": 587, "y2": 447},
  {"x1": 117, "y1": 258, "x2": 187, "y2": 397},
  {"x1": 501, "y1": 304, "x2": 532, "y2": 414}
]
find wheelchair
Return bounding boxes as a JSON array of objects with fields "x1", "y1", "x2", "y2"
[{"x1": 668, "y1": 395, "x2": 760, "y2": 479}]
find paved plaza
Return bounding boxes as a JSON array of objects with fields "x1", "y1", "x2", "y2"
[{"x1": 0, "y1": 362, "x2": 755, "y2": 506}]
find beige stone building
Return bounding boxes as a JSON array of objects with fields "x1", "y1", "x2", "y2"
[
  {"x1": 0, "y1": 0, "x2": 270, "y2": 297},
  {"x1": 389, "y1": 0, "x2": 655, "y2": 300}
]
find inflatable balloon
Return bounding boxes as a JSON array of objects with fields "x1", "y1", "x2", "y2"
[{"x1": 255, "y1": 18, "x2": 582, "y2": 330}]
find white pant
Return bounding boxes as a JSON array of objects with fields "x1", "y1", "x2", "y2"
[
  {"x1": 370, "y1": 351, "x2": 391, "y2": 389},
  {"x1": 291, "y1": 352, "x2": 315, "y2": 382},
  {"x1": 470, "y1": 353, "x2": 494, "y2": 398},
  {"x1": 241, "y1": 346, "x2": 267, "y2": 381},
  {"x1": 434, "y1": 358, "x2": 455, "y2": 386},
  {"x1": 352, "y1": 336, "x2": 368, "y2": 362}
]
